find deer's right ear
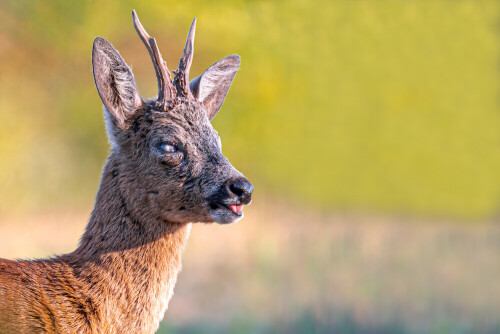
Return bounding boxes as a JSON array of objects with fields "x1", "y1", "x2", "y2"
[
  {"x1": 190, "y1": 55, "x2": 240, "y2": 120},
  {"x1": 92, "y1": 37, "x2": 143, "y2": 129}
]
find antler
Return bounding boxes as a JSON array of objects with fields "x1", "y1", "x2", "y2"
[
  {"x1": 173, "y1": 18, "x2": 196, "y2": 99},
  {"x1": 132, "y1": 10, "x2": 174, "y2": 111}
]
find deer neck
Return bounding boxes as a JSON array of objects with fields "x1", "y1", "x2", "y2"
[{"x1": 68, "y1": 159, "x2": 191, "y2": 332}]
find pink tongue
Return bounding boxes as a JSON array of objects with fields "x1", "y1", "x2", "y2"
[{"x1": 229, "y1": 204, "x2": 243, "y2": 214}]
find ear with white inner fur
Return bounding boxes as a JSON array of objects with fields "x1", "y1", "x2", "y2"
[
  {"x1": 92, "y1": 37, "x2": 143, "y2": 129},
  {"x1": 189, "y1": 54, "x2": 240, "y2": 120}
]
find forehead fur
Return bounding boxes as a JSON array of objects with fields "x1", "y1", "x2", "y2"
[
  {"x1": 139, "y1": 99, "x2": 219, "y2": 148},
  {"x1": 151, "y1": 99, "x2": 208, "y2": 128},
  {"x1": 106, "y1": 98, "x2": 220, "y2": 154}
]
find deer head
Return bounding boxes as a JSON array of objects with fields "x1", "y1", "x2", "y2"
[{"x1": 91, "y1": 10, "x2": 253, "y2": 225}]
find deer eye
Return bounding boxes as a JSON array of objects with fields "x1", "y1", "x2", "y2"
[
  {"x1": 153, "y1": 141, "x2": 184, "y2": 166},
  {"x1": 160, "y1": 143, "x2": 177, "y2": 153}
]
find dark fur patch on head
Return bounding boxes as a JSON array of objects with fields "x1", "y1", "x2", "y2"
[{"x1": 132, "y1": 119, "x2": 141, "y2": 133}]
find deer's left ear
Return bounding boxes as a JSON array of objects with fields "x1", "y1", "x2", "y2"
[
  {"x1": 92, "y1": 37, "x2": 143, "y2": 129},
  {"x1": 190, "y1": 55, "x2": 240, "y2": 120}
]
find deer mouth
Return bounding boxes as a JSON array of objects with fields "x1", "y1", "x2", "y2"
[
  {"x1": 210, "y1": 202, "x2": 243, "y2": 215},
  {"x1": 208, "y1": 201, "x2": 244, "y2": 224},
  {"x1": 207, "y1": 179, "x2": 253, "y2": 224},
  {"x1": 228, "y1": 204, "x2": 243, "y2": 214}
]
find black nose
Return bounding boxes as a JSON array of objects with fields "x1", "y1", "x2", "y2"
[{"x1": 229, "y1": 180, "x2": 254, "y2": 204}]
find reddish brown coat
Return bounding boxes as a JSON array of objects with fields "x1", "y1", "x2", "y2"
[{"x1": 0, "y1": 10, "x2": 252, "y2": 334}]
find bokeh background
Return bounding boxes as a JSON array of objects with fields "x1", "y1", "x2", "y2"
[{"x1": 1, "y1": 0, "x2": 499, "y2": 333}]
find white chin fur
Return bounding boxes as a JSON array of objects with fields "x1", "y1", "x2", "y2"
[{"x1": 210, "y1": 212, "x2": 244, "y2": 224}]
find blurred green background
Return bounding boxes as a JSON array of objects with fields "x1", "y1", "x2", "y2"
[{"x1": 0, "y1": 0, "x2": 499, "y2": 333}]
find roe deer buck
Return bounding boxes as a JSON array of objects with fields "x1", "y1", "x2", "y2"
[{"x1": 0, "y1": 10, "x2": 253, "y2": 334}]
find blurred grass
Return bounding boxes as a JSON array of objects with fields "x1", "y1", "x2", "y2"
[
  {"x1": 156, "y1": 201, "x2": 500, "y2": 333},
  {"x1": 1, "y1": 0, "x2": 500, "y2": 219},
  {"x1": 1, "y1": 204, "x2": 498, "y2": 333}
]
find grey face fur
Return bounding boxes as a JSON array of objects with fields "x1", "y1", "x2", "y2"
[{"x1": 91, "y1": 14, "x2": 253, "y2": 225}]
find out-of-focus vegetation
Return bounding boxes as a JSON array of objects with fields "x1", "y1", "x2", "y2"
[
  {"x1": 1, "y1": 204, "x2": 499, "y2": 333},
  {"x1": 159, "y1": 202, "x2": 500, "y2": 334},
  {"x1": 0, "y1": 0, "x2": 499, "y2": 219}
]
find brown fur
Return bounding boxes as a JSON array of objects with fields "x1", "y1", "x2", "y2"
[{"x1": 0, "y1": 11, "x2": 252, "y2": 334}]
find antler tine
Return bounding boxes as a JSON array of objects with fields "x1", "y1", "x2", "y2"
[
  {"x1": 173, "y1": 17, "x2": 196, "y2": 98},
  {"x1": 132, "y1": 10, "x2": 173, "y2": 110}
]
